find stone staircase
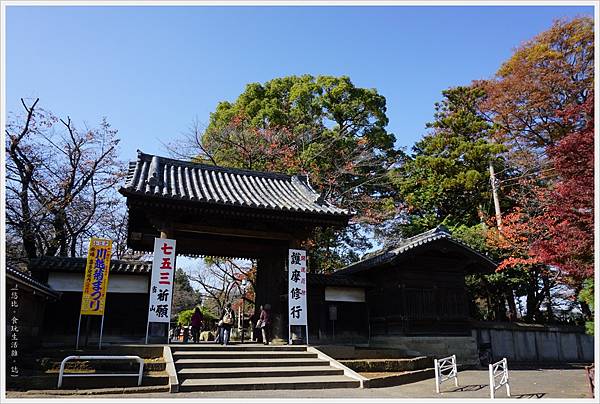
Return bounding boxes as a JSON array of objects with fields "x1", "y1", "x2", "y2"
[{"x1": 172, "y1": 344, "x2": 361, "y2": 392}]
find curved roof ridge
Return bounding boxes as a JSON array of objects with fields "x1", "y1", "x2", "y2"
[
  {"x1": 134, "y1": 150, "x2": 294, "y2": 181},
  {"x1": 336, "y1": 225, "x2": 496, "y2": 275},
  {"x1": 121, "y1": 151, "x2": 351, "y2": 217}
]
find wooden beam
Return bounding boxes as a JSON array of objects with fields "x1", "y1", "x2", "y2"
[{"x1": 172, "y1": 222, "x2": 300, "y2": 241}]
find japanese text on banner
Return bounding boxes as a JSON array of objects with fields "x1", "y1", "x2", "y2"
[
  {"x1": 148, "y1": 238, "x2": 176, "y2": 323},
  {"x1": 80, "y1": 238, "x2": 112, "y2": 316},
  {"x1": 288, "y1": 249, "x2": 307, "y2": 326}
]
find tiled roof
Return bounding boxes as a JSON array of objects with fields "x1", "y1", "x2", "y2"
[
  {"x1": 120, "y1": 151, "x2": 350, "y2": 217},
  {"x1": 308, "y1": 273, "x2": 374, "y2": 288},
  {"x1": 6, "y1": 263, "x2": 60, "y2": 298},
  {"x1": 29, "y1": 256, "x2": 152, "y2": 274},
  {"x1": 336, "y1": 225, "x2": 497, "y2": 275}
]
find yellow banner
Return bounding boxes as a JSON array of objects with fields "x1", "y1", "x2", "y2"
[{"x1": 80, "y1": 238, "x2": 112, "y2": 316}]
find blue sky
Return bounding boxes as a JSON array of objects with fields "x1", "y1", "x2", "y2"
[{"x1": 6, "y1": 5, "x2": 594, "y2": 164}]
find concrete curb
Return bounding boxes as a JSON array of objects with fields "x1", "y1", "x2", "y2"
[
  {"x1": 307, "y1": 346, "x2": 369, "y2": 388},
  {"x1": 11, "y1": 385, "x2": 170, "y2": 396},
  {"x1": 163, "y1": 345, "x2": 179, "y2": 393},
  {"x1": 364, "y1": 368, "x2": 435, "y2": 388}
]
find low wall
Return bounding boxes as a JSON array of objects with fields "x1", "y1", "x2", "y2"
[
  {"x1": 368, "y1": 335, "x2": 480, "y2": 366},
  {"x1": 474, "y1": 322, "x2": 594, "y2": 363}
]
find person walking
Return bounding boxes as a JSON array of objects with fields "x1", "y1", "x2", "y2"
[
  {"x1": 182, "y1": 324, "x2": 189, "y2": 343},
  {"x1": 220, "y1": 303, "x2": 235, "y2": 346},
  {"x1": 191, "y1": 307, "x2": 204, "y2": 344},
  {"x1": 259, "y1": 304, "x2": 272, "y2": 345}
]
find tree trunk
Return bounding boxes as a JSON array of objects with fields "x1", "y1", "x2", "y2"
[
  {"x1": 542, "y1": 274, "x2": 554, "y2": 323},
  {"x1": 505, "y1": 289, "x2": 518, "y2": 321}
]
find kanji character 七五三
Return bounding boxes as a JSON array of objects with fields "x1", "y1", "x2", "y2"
[
  {"x1": 161, "y1": 242, "x2": 173, "y2": 255},
  {"x1": 161, "y1": 258, "x2": 172, "y2": 269}
]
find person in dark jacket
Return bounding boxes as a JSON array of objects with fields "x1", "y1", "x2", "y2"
[
  {"x1": 259, "y1": 304, "x2": 272, "y2": 345},
  {"x1": 191, "y1": 307, "x2": 204, "y2": 344},
  {"x1": 220, "y1": 303, "x2": 235, "y2": 346}
]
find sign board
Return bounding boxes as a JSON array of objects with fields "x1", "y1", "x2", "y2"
[
  {"x1": 147, "y1": 238, "x2": 176, "y2": 323},
  {"x1": 325, "y1": 286, "x2": 366, "y2": 302},
  {"x1": 328, "y1": 305, "x2": 337, "y2": 321},
  {"x1": 288, "y1": 249, "x2": 307, "y2": 326},
  {"x1": 80, "y1": 238, "x2": 112, "y2": 315}
]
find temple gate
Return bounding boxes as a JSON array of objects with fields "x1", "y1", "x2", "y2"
[{"x1": 119, "y1": 151, "x2": 351, "y2": 342}]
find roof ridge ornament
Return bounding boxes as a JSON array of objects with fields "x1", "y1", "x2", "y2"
[{"x1": 146, "y1": 155, "x2": 162, "y2": 188}]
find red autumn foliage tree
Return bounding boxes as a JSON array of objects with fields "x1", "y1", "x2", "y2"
[{"x1": 532, "y1": 94, "x2": 594, "y2": 297}]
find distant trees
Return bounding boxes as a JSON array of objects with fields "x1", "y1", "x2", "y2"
[
  {"x1": 5, "y1": 98, "x2": 126, "y2": 263},
  {"x1": 187, "y1": 258, "x2": 256, "y2": 318},
  {"x1": 172, "y1": 268, "x2": 203, "y2": 315}
]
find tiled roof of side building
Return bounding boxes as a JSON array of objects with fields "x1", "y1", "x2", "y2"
[
  {"x1": 27, "y1": 256, "x2": 372, "y2": 287},
  {"x1": 119, "y1": 151, "x2": 351, "y2": 217},
  {"x1": 336, "y1": 225, "x2": 497, "y2": 275},
  {"x1": 307, "y1": 273, "x2": 375, "y2": 288},
  {"x1": 6, "y1": 262, "x2": 60, "y2": 298},
  {"x1": 29, "y1": 256, "x2": 152, "y2": 274}
]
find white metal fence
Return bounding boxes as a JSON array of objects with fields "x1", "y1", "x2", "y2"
[
  {"x1": 434, "y1": 354, "x2": 459, "y2": 393},
  {"x1": 57, "y1": 355, "x2": 144, "y2": 389},
  {"x1": 488, "y1": 357, "x2": 511, "y2": 399}
]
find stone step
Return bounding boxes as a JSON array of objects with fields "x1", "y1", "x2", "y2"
[
  {"x1": 7, "y1": 371, "x2": 169, "y2": 390},
  {"x1": 172, "y1": 351, "x2": 317, "y2": 360},
  {"x1": 179, "y1": 375, "x2": 360, "y2": 391},
  {"x1": 170, "y1": 344, "x2": 307, "y2": 352},
  {"x1": 363, "y1": 368, "x2": 435, "y2": 388},
  {"x1": 177, "y1": 365, "x2": 344, "y2": 380},
  {"x1": 175, "y1": 357, "x2": 330, "y2": 368}
]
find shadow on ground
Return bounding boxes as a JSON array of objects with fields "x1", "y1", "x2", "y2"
[
  {"x1": 449, "y1": 384, "x2": 486, "y2": 392},
  {"x1": 514, "y1": 393, "x2": 546, "y2": 399}
]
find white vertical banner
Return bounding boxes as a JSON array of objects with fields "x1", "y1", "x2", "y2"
[
  {"x1": 147, "y1": 238, "x2": 176, "y2": 323},
  {"x1": 288, "y1": 249, "x2": 307, "y2": 326}
]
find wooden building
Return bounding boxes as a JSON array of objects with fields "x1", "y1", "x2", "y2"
[
  {"x1": 334, "y1": 225, "x2": 496, "y2": 338},
  {"x1": 6, "y1": 264, "x2": 60, "y2": 350}
]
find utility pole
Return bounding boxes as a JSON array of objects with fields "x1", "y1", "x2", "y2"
[{"x1": 489, "y1": 161, "x2": 502, "y2": 229}]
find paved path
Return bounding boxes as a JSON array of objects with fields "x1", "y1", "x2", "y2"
[{"x1": 7, "y1": 369, "x2": 592, "y2": 399}]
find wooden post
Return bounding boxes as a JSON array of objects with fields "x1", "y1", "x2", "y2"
[{"x1": 489, "y1": 161, "x2": 502, "y2": 229}]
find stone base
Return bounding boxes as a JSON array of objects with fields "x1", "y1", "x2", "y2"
[{"x1": 368, "y1": 335, "x2": 479, "y2": 366}]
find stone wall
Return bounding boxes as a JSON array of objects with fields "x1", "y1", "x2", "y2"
[
  {"x1": 474, "y1": 322, "x2": 594, "y2": 363},
  {"x1": 368, "y1": 335, "x2": 480, "y2": 366}
]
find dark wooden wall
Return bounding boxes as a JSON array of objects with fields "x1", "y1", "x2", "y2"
[
  {"x1": 363, "y1": 249, "x2": 474, "y2": 336},
  {"x1": 42, "y1": 292, "x2": 149, "y2": 343}
]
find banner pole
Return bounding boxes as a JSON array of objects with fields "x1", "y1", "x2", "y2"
[
  {"x1": 145, "y1": 320, "x2": 150, "y2": 345},
  {"x1": 306, "y1": 324, "x2": 309, "y2": 346},
  {"x1": 99, "y1": 314, "x2": 105, "y2": 350},
  {"x1": 75, "y1": 313, "x2": 82, "y2": 350}
]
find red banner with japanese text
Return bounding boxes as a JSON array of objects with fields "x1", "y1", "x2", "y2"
[{"x1": 80, "y1": 238, "x2": 112, "y2": 316}]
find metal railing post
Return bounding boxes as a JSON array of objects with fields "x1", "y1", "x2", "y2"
[{"x1": 57, "y1": 355, "x2": 144, "y2": 389}]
